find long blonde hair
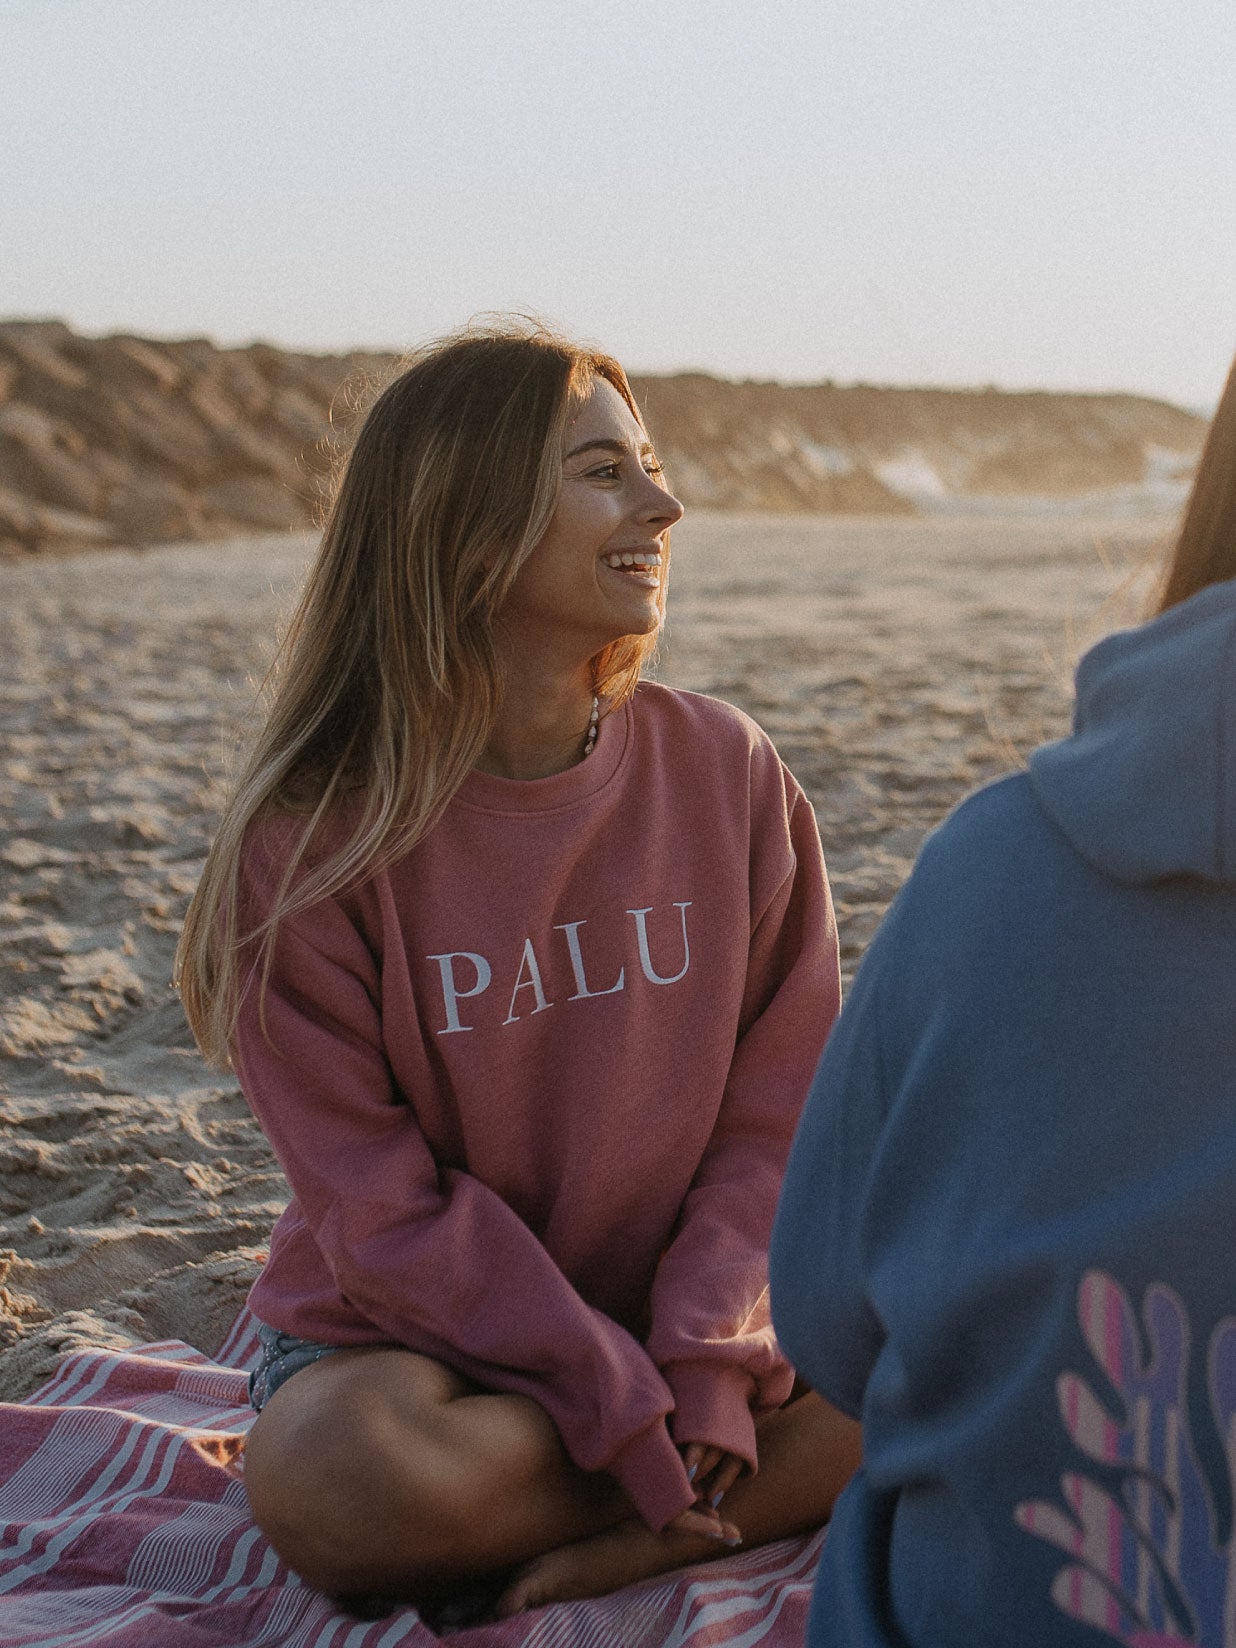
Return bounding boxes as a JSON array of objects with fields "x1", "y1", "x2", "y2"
[
  {"x1": 1156, "y1": 350, "x2": 1236, "y2": 613},
  {"x1": 177, "y1": 320, "x2": 667, "y2": 1067}
]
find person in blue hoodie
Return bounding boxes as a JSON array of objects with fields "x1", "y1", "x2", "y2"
[{"x1": 770, "y1": 351, "x2": 1236, "y2": 1648}]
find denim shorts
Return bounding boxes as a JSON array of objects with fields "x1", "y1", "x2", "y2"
[{"x1": 247, "y1": 1322, "x2": 346, "y2": 1412}]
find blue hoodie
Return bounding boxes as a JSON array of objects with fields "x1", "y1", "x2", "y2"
[{"x1": 770, "y1": 581, "x2": 1236, "y2": 1648}]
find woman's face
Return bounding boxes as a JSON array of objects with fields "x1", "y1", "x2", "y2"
[{"x1": 499, "y1": 376, "x2": 683, "y2": 664}]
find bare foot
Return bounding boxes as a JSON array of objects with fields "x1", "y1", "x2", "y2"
[{"x1": 495, "y1": 1514, "x2": 741, "y2": 1618}]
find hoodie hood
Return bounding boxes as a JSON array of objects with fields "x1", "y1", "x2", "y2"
[{"x1": 1027, "y1": 579, "x2": 1236, "y2": 885}]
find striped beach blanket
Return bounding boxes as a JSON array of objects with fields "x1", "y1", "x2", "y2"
[{"x1": 0, "y1": 1309, "x2": 823, "y2": 1646}]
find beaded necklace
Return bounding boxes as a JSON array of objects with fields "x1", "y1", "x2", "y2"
[{"x1": 582, "y1": 695, "x2": 600, "y2": 758}]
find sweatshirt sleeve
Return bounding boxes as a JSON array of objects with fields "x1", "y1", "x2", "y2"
[
  {"x1": 232, "y1": 848, "x2": 696, "y2": 1533},
  {"x1": 645, "y1": 772, "x2": 841, "y2": 1469},
  {"x1": 768, "y1": 910, "x2": 892, "y2": 1420}
]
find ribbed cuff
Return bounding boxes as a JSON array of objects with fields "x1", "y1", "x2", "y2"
[
  {"x1": 665, "y1": 1361, "x2": 758, "y2": 1470},
  {"x1": 606, "y1": 1419, "x2": 697, "y2": 1532}
]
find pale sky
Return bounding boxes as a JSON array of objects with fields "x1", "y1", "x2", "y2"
[{"x1": 3, "y1": 0, "x2": 1234, "y2": 408}]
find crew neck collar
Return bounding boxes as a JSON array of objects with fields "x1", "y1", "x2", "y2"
[{"x1": 455, "y1": 696, "x2": 631, "y2": 814}]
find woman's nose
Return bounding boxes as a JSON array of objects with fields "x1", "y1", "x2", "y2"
[{"x1": 640, "y1": 476, "x2": 684, "y2": 528}]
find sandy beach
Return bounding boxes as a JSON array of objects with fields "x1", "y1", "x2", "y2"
[{"x1": 0, "y1": 507, "x2": 1173, "y2": 1400}]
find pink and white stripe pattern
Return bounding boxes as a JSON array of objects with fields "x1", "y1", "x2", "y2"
[{"x1": 0, "y1": 1309, "x2": 823, "y2": 1646}]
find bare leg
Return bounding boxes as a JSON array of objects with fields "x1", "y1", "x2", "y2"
[
  {"x1": 242, "y1": 1346, "x2": 721, "y2": 1603},
  {"x1": 495, "y1": 1392, "x2": 862, "y2": 1617}
]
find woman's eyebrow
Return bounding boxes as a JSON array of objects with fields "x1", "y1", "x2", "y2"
[{"x1": 564, "y1": 436, "x2": 656, "y2": 461}]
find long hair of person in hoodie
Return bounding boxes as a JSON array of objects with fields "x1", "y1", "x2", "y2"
[
  {"x1": 1157, "y1": 350, "x2": 1236, "y2": 613},
  {"x1": 175, "y1": 320, "x2": 669, "y2": 1070}
]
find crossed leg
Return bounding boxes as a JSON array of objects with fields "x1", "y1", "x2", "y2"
[
  {"x1": 496, "y1": 1390, "x2": 863, "y2": 1616},
  {"x1": 242, "y1": 1345, "x2": 861, "y2": 1615}
]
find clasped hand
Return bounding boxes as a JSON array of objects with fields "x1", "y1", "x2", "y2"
[{"x1": 664, "y1": 1442, "x2": 746, "y2": 1546}]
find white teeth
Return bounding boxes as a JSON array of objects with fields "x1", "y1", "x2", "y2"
[{"x1": 604, "y1": 551, "x2": 661, "y2": 569}]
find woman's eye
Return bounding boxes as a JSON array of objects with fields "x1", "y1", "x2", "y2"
[{"x1": 583, "y1": 458, "x2": 664, "y2": 481}]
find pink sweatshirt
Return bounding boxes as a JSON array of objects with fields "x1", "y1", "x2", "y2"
[{"x1": 233, "y1": 682, "x2": 840, "y2": 1531}]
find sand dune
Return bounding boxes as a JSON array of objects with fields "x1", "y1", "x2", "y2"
[
  {"x1": 0, "y1": 319, "x2": 1205, "y2": 555},
  {"x1": 0, "y1": 509, "x2": 1172, "y2": 1396}
]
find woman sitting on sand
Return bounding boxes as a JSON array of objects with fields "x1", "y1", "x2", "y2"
[
  {"x1": 176, "y1": 321, "x2": 862, "y2": 1619},
  {"x1": 770, "y1": 350, "x2": 1236, "y2": 1648}
]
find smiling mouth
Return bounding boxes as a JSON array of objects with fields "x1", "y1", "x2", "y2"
[{"x1": 601, "y1": 550, "x2": 662, "y2": 583}]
